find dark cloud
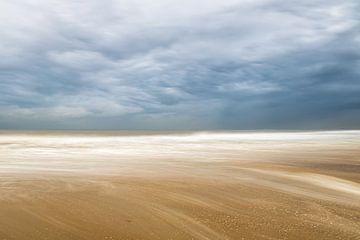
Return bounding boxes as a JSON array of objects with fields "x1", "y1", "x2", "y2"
[{"x1": 0, "y1": 0, "x2": 359, "y2": 129}]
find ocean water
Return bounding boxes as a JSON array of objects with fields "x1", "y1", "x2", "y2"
[{"x1": 1, "y1": 130, "x2": 359, "y2": 175}]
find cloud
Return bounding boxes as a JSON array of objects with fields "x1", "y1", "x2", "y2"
[{"x1": 0, "y1": 0, "x2": 359, "y2": 129}]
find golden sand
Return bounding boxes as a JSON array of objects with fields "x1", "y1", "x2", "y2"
[{"x1": 0, "y1": 131, "x2": 359, "y2": 239}]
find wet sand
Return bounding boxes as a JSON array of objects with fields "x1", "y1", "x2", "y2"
[{"x1": 0, "y1": 131, "x2": 359, "y2": 239}]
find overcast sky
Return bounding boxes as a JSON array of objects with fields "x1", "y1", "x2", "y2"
[{"x1": 1, "y1": 0, "x2": 359, "y2": 130}]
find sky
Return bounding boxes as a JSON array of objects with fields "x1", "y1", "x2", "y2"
[{"x1": 0, "y1": 0, "x2": 359, "y2": 130}]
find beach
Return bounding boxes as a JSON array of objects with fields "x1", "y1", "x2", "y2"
[{"x1": 0, "y1": 131, "x2": 359, "y2": 239}]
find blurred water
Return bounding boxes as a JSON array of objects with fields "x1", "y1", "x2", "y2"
[{"x1": 0, "y1": 131, "x2": 359, "y2": 175}]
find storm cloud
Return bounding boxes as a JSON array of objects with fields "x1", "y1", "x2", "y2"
[{"x1": 0, "y1": 0, "x2": 359, "y2": 129}]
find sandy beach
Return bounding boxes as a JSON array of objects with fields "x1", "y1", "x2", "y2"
[{"x1": 0, "y1": 131, "x2": 359, "y2": 239}]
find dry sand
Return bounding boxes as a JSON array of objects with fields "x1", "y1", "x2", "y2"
[{"x1": 0, "y1": 131, "x2": 359, "y2": 239}]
